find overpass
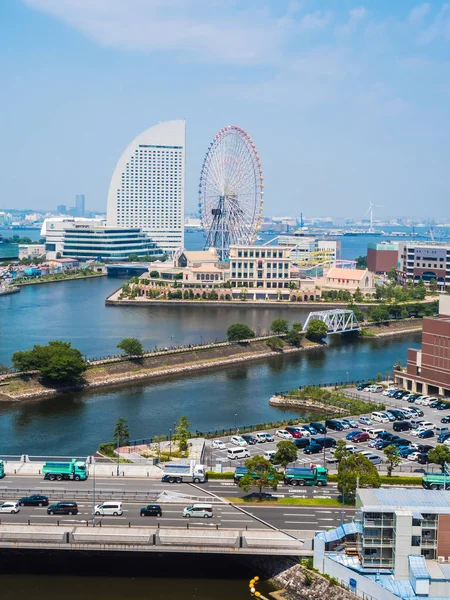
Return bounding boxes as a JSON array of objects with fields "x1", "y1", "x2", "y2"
[{"x1": 0, "y1": 524, "x2": 307, "y2": 555}]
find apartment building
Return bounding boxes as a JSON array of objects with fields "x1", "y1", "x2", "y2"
[
  {"x1": 228, "y1": 244, "x2": 294, "y2": 289},
  {"x1": 397, "y1": 242, "x2": 450, "y2": 289},
  {"x1": 314, "y1": 488, "x2": 450, "y2": 600},
  {"x1": 395, "y1": 295, "x2": 450, "y2": 398}
]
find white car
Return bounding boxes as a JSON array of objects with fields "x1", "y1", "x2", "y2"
[
  {"x1": 297, "y1": 427, "x2": 311, "y2": 437},
  {"x1": 211, "y1": 440, "x2": 226, "y2": 450},
  {"x1": 383, "y1": 388, "x2": 397, "y2": 396},
  {"x1": 408, "y1": 452, "x2": 420, "y2": 461},
  {"x1": 276, "y1": 429, "x2": 293, "y2": 440},
  {"x1": 415, "y1": 396, "x2": 430, "y2": 405},
  {"x1": 421, "y1": 397, "x2": 434, "y2": 406},
  {"x1": 0, "y1": 502, "x2": 19, "y2": 514},
  {"x1": 230, "y1": 435, "x2": 247, "y2": 447},
  {"x1": 420, "y1": 421, "x2": 435, "y2": 430},
  {"x1": 330, "y1": 445, "x2": 357, "y2": 455}
]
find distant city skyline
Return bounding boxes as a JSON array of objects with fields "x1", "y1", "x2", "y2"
[{"x1": 1, "y1": 1, "x2": 450, "y2": 218}]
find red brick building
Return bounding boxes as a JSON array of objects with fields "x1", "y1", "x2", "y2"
[
  {"x1": 395, "y1": 296, "x2": 450, "y2": 397},
  {"x1": 367, "y1": 242, "x2": 398, "y2": 274}
]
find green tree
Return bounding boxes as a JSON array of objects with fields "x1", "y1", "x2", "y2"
[
  {"x1": 333, "y1": 439, "x2": 352, "y2": 464},
  {"x1": 270, "y1": 318, "x2": 289, "y2": 334},
  {"x1": 149, "y1": 270, "x2": 159, "y2": 278},
  {"x1": 56, "y1": 252, "x2": 61, "y2": 259},
  {"x1": 383, "y1": 445, "x2": 401, "y2": 477},
  {"x1": 368, "y1": 303, "x2": 390, "y2": 323},
  {"x1": 353, "y1": 287, "x2": 364, "y2": 303},
  {"x1": 117, "y1": 337, "x2": 144, "y2": 356},
  {"x1": 273, "y1": 440, "x2": 298, "y2": 468},
  {"x1": 337, "y1": 453, "x2": 381, "y2": 499},
  {"x1": 288, "y1": 281, "x2": 298, "y2": 290},
  {"x1": 266, "y1": 337, "x2": 284, "y2": 351},
  {"x1": 227, "y1": 323, "x2": 255, "y2": 341},
  {"x1": 413, "y1": 278, "x2": 427, "y2": 300},
  {"x1": 128, "y1": 253, "x2": 139, "y2": 262},
  {"x1": 305, "y1": 318, "x2": 328, "y2": 343},
  {"x1": 11, "y1": 341, "x2": 86, "y2": 383},
  {"x1": 347, "y1": 302, "x2": 364, "y2": 322},
  {"x1": 239, "y1": 287, "x2": 248, "y2": 300},
  {"x1": 429, "y1": 278, "x2": 438, "y2": 294},
  {"x1": 174, "y1": 416, "x2": 191, "y2": 453},
  {"x1": 237, "y1": 455, "x2": 284, "y2": 501},
  {"x1": 386, "y1": 267, "x2": 397, "y2": 281},
  {"x1": 355, "y1": 255, "x2": 367, "y2": 269},
  {"x1": 428, "y1": 445, "x2": 450, "y2": 472},
  {"x1": 114, "y1": 417, "x2": 130, "y2": 448},
  {"x1": 286, "y1": 323, "x2": 304, "y2": 347}
]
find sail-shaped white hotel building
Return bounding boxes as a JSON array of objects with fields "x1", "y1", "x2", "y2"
[{"x1": 106, "y1": 120, "x2": 185, "y2": 254}]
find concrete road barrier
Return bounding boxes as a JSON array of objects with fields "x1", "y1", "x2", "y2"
[{"x1": 157, "y1": 528, "x2": 239, "y2": 547}]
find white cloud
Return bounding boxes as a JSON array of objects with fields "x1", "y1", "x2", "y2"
[
  {"x1": 23, "y1": 0, "x2": 289, "y2": 64},
  {"x1": 297, "y1": 10, "x2": 333, "y2": 33},
  {"x1": 336, "y1": 6, "x2": 367, "y2": 36},
  {"x1": 408, "y1": 3, "x2": 431, "y2": 24},
  {"x1": 417, "y1": 3, "x2": 450, "y2": 44}
]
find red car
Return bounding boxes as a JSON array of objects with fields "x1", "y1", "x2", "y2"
[
  {"x1": 285, "y1": 426, "x2": 303, "y2": 438},
  {"x1": 352, "y1": 432, "x2": 370, "y2": 443}
]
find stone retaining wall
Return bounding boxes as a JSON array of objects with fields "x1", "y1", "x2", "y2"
[{"x1": 269, "y1": 396, "x2": 347, "y2": 415}]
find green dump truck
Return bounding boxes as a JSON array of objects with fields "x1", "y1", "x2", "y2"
[
  {"x1": 0, "y1": 460, "x2": 4, "y2": 479},
  {"x1": 422, "y1": 472, "x2": 450, "y2": 490},
  {"x1": 284, "y1": 467, "x2": 328, "y2": 486},
  {"x1": 42, "y1": 459, "x2": 88, "y2": 481}
]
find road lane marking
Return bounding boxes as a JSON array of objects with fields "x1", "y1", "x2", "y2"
[
  {"x1": 283, "y1": 514, "x2": 316, "y2": 517},
  {"x1": 316, "y1": 518, "x2": 335, "y2": 521},
  {"x1": 285, "y1": 521, "x2": 318, "y2": 524}
]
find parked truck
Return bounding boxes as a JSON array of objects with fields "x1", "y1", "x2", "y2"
[
  {"x1": 0, "y1": 460, "x2": 4, "y2": 479},
  {"x1": 233, "y1": 466, "x2": 279, "y2": 484},
  {"x1": 284, "y1": 467, "x2": 328, "y2": 487},
  {"x1": 42, "y1": 459, "x2": 88, "y2": 481},
  {"x1": 422, "y1": 473, "x2": 450, "y2": 490},
  {"x1": 161, "y1": 461, "x2": 207, "y2": 484}
]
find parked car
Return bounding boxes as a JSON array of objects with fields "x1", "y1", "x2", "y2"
[
  {"x1": 399, "y1": 447, "x2": 415, "y2": 458},
  {"x1": 408, "y1": 452, "x2": 421, "y2": 461},
  {"x1": 352, "y1": 431, "x2": 370, "y2": 443},
  {"x1": 417, "y1": 453, "x2": 430, "y2": 464},
  {"x1": 275, "y1": 429, "x2": 293, "y2": 440},
  {"x1": 358, "y1": 416, "x2": 372, "y2": 426},
  {"x1": 429, "y1": 400, "x2": 441, "y2": 408},
  {"x1": 375, "y1": 440, "x2": 395, "y2": 450},
  {"x1": 302, "y1": 425, "x2": 318, "y2": 435},
  {"x1": 441, "y1": 416, "x2": 450, "y2": 424},
  {"x1": 230, "y1": 435, "x2": 248, "y2": 447},
  {"x1": 255, "y1": 432, "x2": 274, "y2": 443},
  {"x1": 418, "y1": 429, "x2": 435, "y2": 439},
  {"x1": 140, "y1": 504, "x2": 162, "y2": 517},
  {"x1": 437, "y1": 403, "x2": 450, "y2": 411},
  {"x1": 394, "y1": 390, "x2": 408, "y2": 399},
  {"x1": 341, "y1": 418, "x2": 358, "y2": 428},
  {"x1": 364, "y1": 454, "x2": 383, "y2": 465},
  {"x1": 346, "y1": 430, "x2": 362, "y2": 441},
  {"x1": 310, "y1": 422, "x2": 326, "y2": 434},
  {"x1": 297, "y1": 427, "x2": 311, "y2": 437},
  {"x1": 393, "y1": 421, "x2": 411, "y2": 432},
  {"x1": 437, "y1": 432, "x2": 450, "y2": 443},
  {"x1": 284, "y1": 427, "x2": 303, "y2": 438},
  {"x1": 383, "y1": 388, "x2": 397, "y2": 396},
  {"x1": 303, "y1": 443, "x2": 322, "y2": 455},
  {"x1": 410, "y1": 444, "x2": 433, "y2": 453},
  {"x1": 294, "y1": 437, "x2": 311, "y2": 449},
  {"x1": 337, "y1": 420, "x2": 350, "y2": 430},
  {"x1": 212, "y1": 440, "x2": 226, "y2": 450},
  {"x1": 19, "y1": 495, "x2": 49, "y2": 507},
  {"x1": 386, "y1": 410, "x2": 406, "y2": 421},
  {"x1": 357, "y1": 382, "x2": 370, "y2": 390},
  {"x1": 0, "y1": 502, "x2": 20, "y2": 514},
  {"x1": 325, "y1": 419, "x2": 344, "y2": 431},
  {"x1": 407, "y1": 395, "x2": 419, "y2": 403},
  {"x1": 388, "y1": 389, "x2": 399, "y2": 397},
  {"x1": 409, "y1": 407, "x2": 424, "y2": 417},
  {"x1": 241, "y1": 434, "x2": 257, "y2": 445},
  {"x1": 383, "y1": 412, "x2": 396, "y2": 422}
]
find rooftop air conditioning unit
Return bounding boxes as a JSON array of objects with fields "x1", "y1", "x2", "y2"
[{"x1": 438, "y1": 556, "x2": 445, "y2": 563}]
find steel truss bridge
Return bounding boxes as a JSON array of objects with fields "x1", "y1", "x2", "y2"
[{"x1": 304, "y1": 309, "x2": 360, "y2": 335}]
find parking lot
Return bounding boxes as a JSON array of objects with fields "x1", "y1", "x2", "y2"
[{"x1": 205, "y1": 387, "x2": 450, "y2": 474}]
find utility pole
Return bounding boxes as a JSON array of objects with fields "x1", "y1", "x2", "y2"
[{"x1": 92, "y1": 456, "x2": 96, "y2": 527}]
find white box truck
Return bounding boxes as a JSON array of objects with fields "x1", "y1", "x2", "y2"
[{"x1": 161, "y1": 461, "x2": 207, "y2": 484}]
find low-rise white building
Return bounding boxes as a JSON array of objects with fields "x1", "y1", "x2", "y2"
[{"x1": 314, "y1": 488, "x2": 450, "y2": 600}]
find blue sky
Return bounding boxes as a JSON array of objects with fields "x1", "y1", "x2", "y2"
[{"x1": 1, "y1": 0, "x2": 450, "y2": 219}]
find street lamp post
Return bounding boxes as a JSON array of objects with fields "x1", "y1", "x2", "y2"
[
  {"x1": 116, "y1": 433, "x2": 120, "y2": 476},
  {"x1": 92, "y1": 456, "x2": 96, "y2": 527},
  {"x1": 346, "y1": 371, "x2": 349, "y2": 385},
  {"x1": 169, "y1": 429, "x2": 172, "y2": 457},
  {"x1": 234, "y1": 413, "x2": 238, "y2": 433}
]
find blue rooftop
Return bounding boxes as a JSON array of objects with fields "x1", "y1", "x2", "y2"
[{"x1": 358, "y1": 488, "x2": 450, "y2": 511}]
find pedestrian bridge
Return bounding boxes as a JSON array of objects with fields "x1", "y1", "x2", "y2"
[
  {"x1": 304, "y1": 309, "x2": 360, "y2": 335},
  {"x1": 0, "y1": 524, "x2": 307, "y2": 556}
]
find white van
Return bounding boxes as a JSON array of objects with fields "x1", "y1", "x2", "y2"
[
  {"x1": 371, "y1": 385, "x2": 384, "y2": 394},
  {"x1": 368, "y1": 428, "x2": 387, "y2": 439},
  {"x1": 371, "y1": 412, "x2": 389, "y2": 423},
  {"x1": 263, "y1": 450, "x2": 276, "y2": 462},
  {"x1": 227, "y1": 447, "x2": 250, "y2": 460},
  {"x1": 410, "y1": 418, "x2": 425, "y2": 429},
  {"x1": 94, "y1": 502, "x2": 123, "y2": 516},
  {"x1": 183, "y1": 503, "x2": 213, "y2": 518}
]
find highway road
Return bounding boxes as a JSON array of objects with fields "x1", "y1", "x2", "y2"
[{"x1": 0, "y1": 475, "x2": 353, "y2": 531}]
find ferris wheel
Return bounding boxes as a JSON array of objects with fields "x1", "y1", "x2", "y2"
[{"x1": 198, "y1": 125, "x2": 264, "y2": 261}]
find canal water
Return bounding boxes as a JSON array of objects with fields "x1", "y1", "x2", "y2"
[
  {"x1": 0, "y1": 274, "x2": 421, "y2": 455},
  {"x1": 0, "y1": 551, "x2": 272, "y2": 599}
]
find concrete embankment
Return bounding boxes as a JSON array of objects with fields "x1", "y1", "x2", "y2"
[
  {"x1": 269, "y1": 395, "x2": 347, "y2": 414},
  {"x1": 16, "y1": 273, "x2": 105, "y2": 287},
  {"x1": 0, "y1": 339, "x2": 320, "y2": 403}
]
